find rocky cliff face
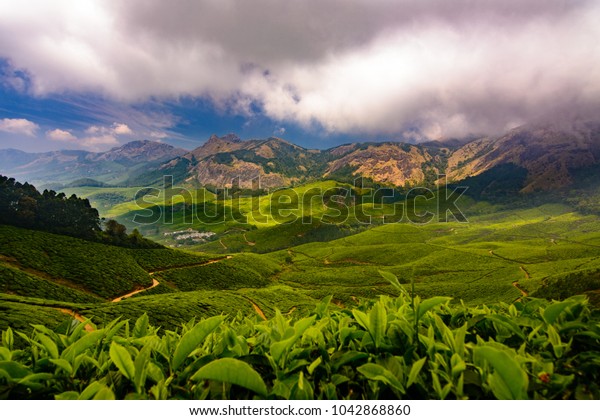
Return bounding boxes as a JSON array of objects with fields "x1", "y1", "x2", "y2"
[
  {"x1": 160, "y1": 122, "x2": 600, "y2": 191},
  {"x1": 446, "y1": 121, "x2": 600, "y2": 192},
  {"x1": 325, "y1": 143, "x2": 443, "y2": 186},
  {"x1": 3, "y1": 121, "x2": 599, "y2": 191}
]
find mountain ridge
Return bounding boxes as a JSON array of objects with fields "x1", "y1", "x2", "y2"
[{"x1": 1, "y1": 121, "x2": 599, "y2": 191}]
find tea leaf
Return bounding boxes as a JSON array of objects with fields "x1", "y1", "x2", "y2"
[
  {"x1": 110, "y1": 342, "x2": 135, "y2": 381},
  {"x1": 172, "y1": 315, "x2": 223, "y2": 370},
  {"x1": 473, "y1": 346, "x2": 528, "y2": 399},
  {"x1": 407, "y1": 357, "x2": 427, "y2": 388},
  {"x1": 191, "y1": 358, "x2": 267, "y2": 396}
]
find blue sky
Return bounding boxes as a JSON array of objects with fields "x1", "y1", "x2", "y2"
[
  {"x1": 0, "y1": 58, "x2": 387, "y2": 152},
  {"x1": 1, "y1": 0, "x2": 599, "y2": 153}
]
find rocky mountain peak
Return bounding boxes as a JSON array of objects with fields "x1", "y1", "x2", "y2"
[{"x1": 207, "y1": 133, "x2": 241, "y2": 144}]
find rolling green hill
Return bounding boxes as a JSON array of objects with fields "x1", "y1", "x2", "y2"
[{"x1": 2, "y1": 170, "x2": 600, "y2": 401}]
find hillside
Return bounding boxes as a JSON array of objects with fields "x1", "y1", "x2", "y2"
[
  {"x1": 447, "y1": 121, "x2": 600, "y2": 192},
  {"x1": 0, "y1": 140, "x2": 186, "y2": 187},
  {"x1": 2, "y1": 192, "x2": 600, "y2": 401},
  {"x1": 0, "y1": 224, "x2": 214, "y2": 300}
]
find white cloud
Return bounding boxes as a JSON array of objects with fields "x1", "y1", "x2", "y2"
[
  {"x1": 0, "y1": 118, "x2": 39, "y2": 137},
  {"x1": 85, "y1": 122, "x2": 132, "y2": 136},
  {"x1": 46, "y1": 128, "x2": 77, "y2": 142},
  {"x1": 47, "y1": 126, "x2": 119, "y2": 151},
  {"x1": 81, "y1": 134, "x2": 119, "y2": 149},
  {"x1": 112, "y1": 122, "x2": 132, "y2": 135},
  {"x1": 149, "y1": 131, "x2": 167, "y2": 139},
  {"x1": 1, "y1": 0, "x2": 599, "y2": 139}
]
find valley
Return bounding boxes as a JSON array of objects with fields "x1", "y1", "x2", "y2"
[{"x1": 1, "y1": 123, "x2": 600, "y2": 400}]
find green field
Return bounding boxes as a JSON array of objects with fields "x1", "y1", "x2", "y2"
[
  {"x1": 2, "y1": 200, "x2": 599, "y2": 331},
  {"x1": 2, "y1": 183, "x2": 600, "y2": 400}
]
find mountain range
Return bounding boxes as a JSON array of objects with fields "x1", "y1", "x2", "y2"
[
  {"x1": 1, "y1": 120, "x2": 599, "y2": 192},
  {"x1": 0, "y1": 140, "x2": 186, "y2": 188}
]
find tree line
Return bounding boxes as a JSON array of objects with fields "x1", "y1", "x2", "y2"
[{"x1": 0, "y1": 175, "x2": 161, "y2": 248}]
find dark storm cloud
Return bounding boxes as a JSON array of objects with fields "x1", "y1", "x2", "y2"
[{"x1": 0, "y1": 0, "x2": 598, "y2": 140}]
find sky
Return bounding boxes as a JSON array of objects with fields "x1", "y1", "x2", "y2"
[{"x1": 0, "y1": 0, "x2": 599, "y2": 152}]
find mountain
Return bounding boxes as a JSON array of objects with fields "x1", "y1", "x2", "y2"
[
  {"x1": 0, "y1": 140, "x2": 187, "y2": 187},
  {"x1": 324, "y1": 142, "x2": 448, "y2": 186},
  {"x1": 447, "y1": 121, "x2": 600, "y2": 192},
  {"x1": 170, "y1": 123, "x2": 597, "y2": 191},
  {"x1": 2, "y1": 121, "x2": 599, "y2": 192},
  {"x1": 160, "y1": 134, "x2": 326, "y2": 188}
]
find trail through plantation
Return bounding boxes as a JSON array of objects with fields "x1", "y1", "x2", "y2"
[
  {"x1": 111, "y1": 278, "x2": 160, "y2": 303},
  {"x1": 243, "y1": 232, "x2": 256, "y2": 246},
  {"x1": 57, "y1": 308, "x2": 95, "y2": 332},
  {"x1": 244, "y1": 296, "x2": 267, "y2": 320},
  {"x1": 513, "y1": 266, "x2": 530, "y2": 299},
  {"x1": 111, "y1": 256, "x2": 232, "y2": 303}
]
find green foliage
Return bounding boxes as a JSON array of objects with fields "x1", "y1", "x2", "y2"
[
  {"x1": 0, "y1": 225, "x2": 152, "y2": 299},
  {"x1": 0, "y1": 175, "x2": 101, "y2": 240},
  {"x1": 154, "y1": 255, "x2": 274, "y2": 292},
  {"x1": 1, "y1": 293, "x2": 599, "y2": 400},
  {"x1": 191, "y1": 358, "x2": 267, "y2": 396},
  {"x1": 125, "y1": 249, "x2": 216, "y2": 272},
  {"x1": 100, "y1": 220, "x2": 163, "y2": 249},
  {"x1": 0, "y1": 264, "x2": 101, "y2": 304}
]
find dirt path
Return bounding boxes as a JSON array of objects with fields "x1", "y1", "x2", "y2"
[
  {"x1": 219, "y1": 239, "x2": 228, "y2": 250},
  {"x1": 243, "y1": 233, "x2": 256, "y2": 246},
  {"x1": 111, "y1": 278, "x2": 160, "y2": 303},
  {"x1": 513, "y1": 265, "x2": 530, "y2": 299},
  {"x1": 111, "y1": 256, "x2": 232, "y2": 303},
  {"x1": 57, "y1": 308, "x2": 95, "y2": 332},
  {"x1": 244, "y1": 297, "x2": 267, "y2": 321},
  {"x1": 512, "y1": 281, "x2": 529, "y2": 298}
]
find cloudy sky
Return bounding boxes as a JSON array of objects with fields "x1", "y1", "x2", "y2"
[{"x1": 0, "y1": 0, "x2": 599, "y2": 152}]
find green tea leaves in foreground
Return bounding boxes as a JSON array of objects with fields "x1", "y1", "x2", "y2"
[
  {"x1": 473, "y1": 346, "x2": 528, "y2": 399},
  {"x1": 357, "y1": 363, "x2": 405, "y2": 393},
  {"x1": 109, "y1": 342, "x2": 135, "y2": 381},
  {"x1": 172, "y1": 316, "x2": 223, "y2": 370},
  {"x1": 270, "y1": 315, "x2": 316, "y2": 364},
  {"x1": 191, "y1": 358, "x2": 267, "y2": 396},
  {"x1": 417, "y1": 297, "x2": 452, "y2": 320},
  {"x1": 0, "y1": 293, "x2": 599, "y2": 400}
]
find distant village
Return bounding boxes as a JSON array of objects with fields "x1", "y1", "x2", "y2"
[{"x1": 164, "y1": 229, "x2": 215, "y2": 245}]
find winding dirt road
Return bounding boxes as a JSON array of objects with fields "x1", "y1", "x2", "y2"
[
  {"x1": 111, "y1": 256, "x2": 232, "y2": 303},
  {"x1": 513, "y1": 266, "x2": 530, "y2": 299},
  {"x1": 57, "y1": 308, "x2": 95, "y2": 332},
  {"x1": 244, "y1": 297, "x2": 267, "y2": 320},
  {"x1": 55, "y1": 256, "x2": 233, "y2": 327}
]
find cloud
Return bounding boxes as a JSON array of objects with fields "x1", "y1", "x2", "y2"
[
  {"x1": 85, "y1": 122, "x2": 132, "y2": 136},
  {"x1": 82, "y1": 123, "x2": 133, "y2": 149},
  {"x1": 46, "y1": 128, "x2": 77, "y2": 142},
  {"x1": 47, "y1": 122, "x2": 128, "y2": 150},
  {"x1": 112, "y1": 122, "x2": 132, "y2": 135},
  {"x1": 0, "y1": 118, "x2": 39, "y2": 136},
  {"x1": 80, "y1": 134, "x2": 119, "y2": 149},
  {"x1": 1, "y1": 0, "x2": 599, "y2": 140}
]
